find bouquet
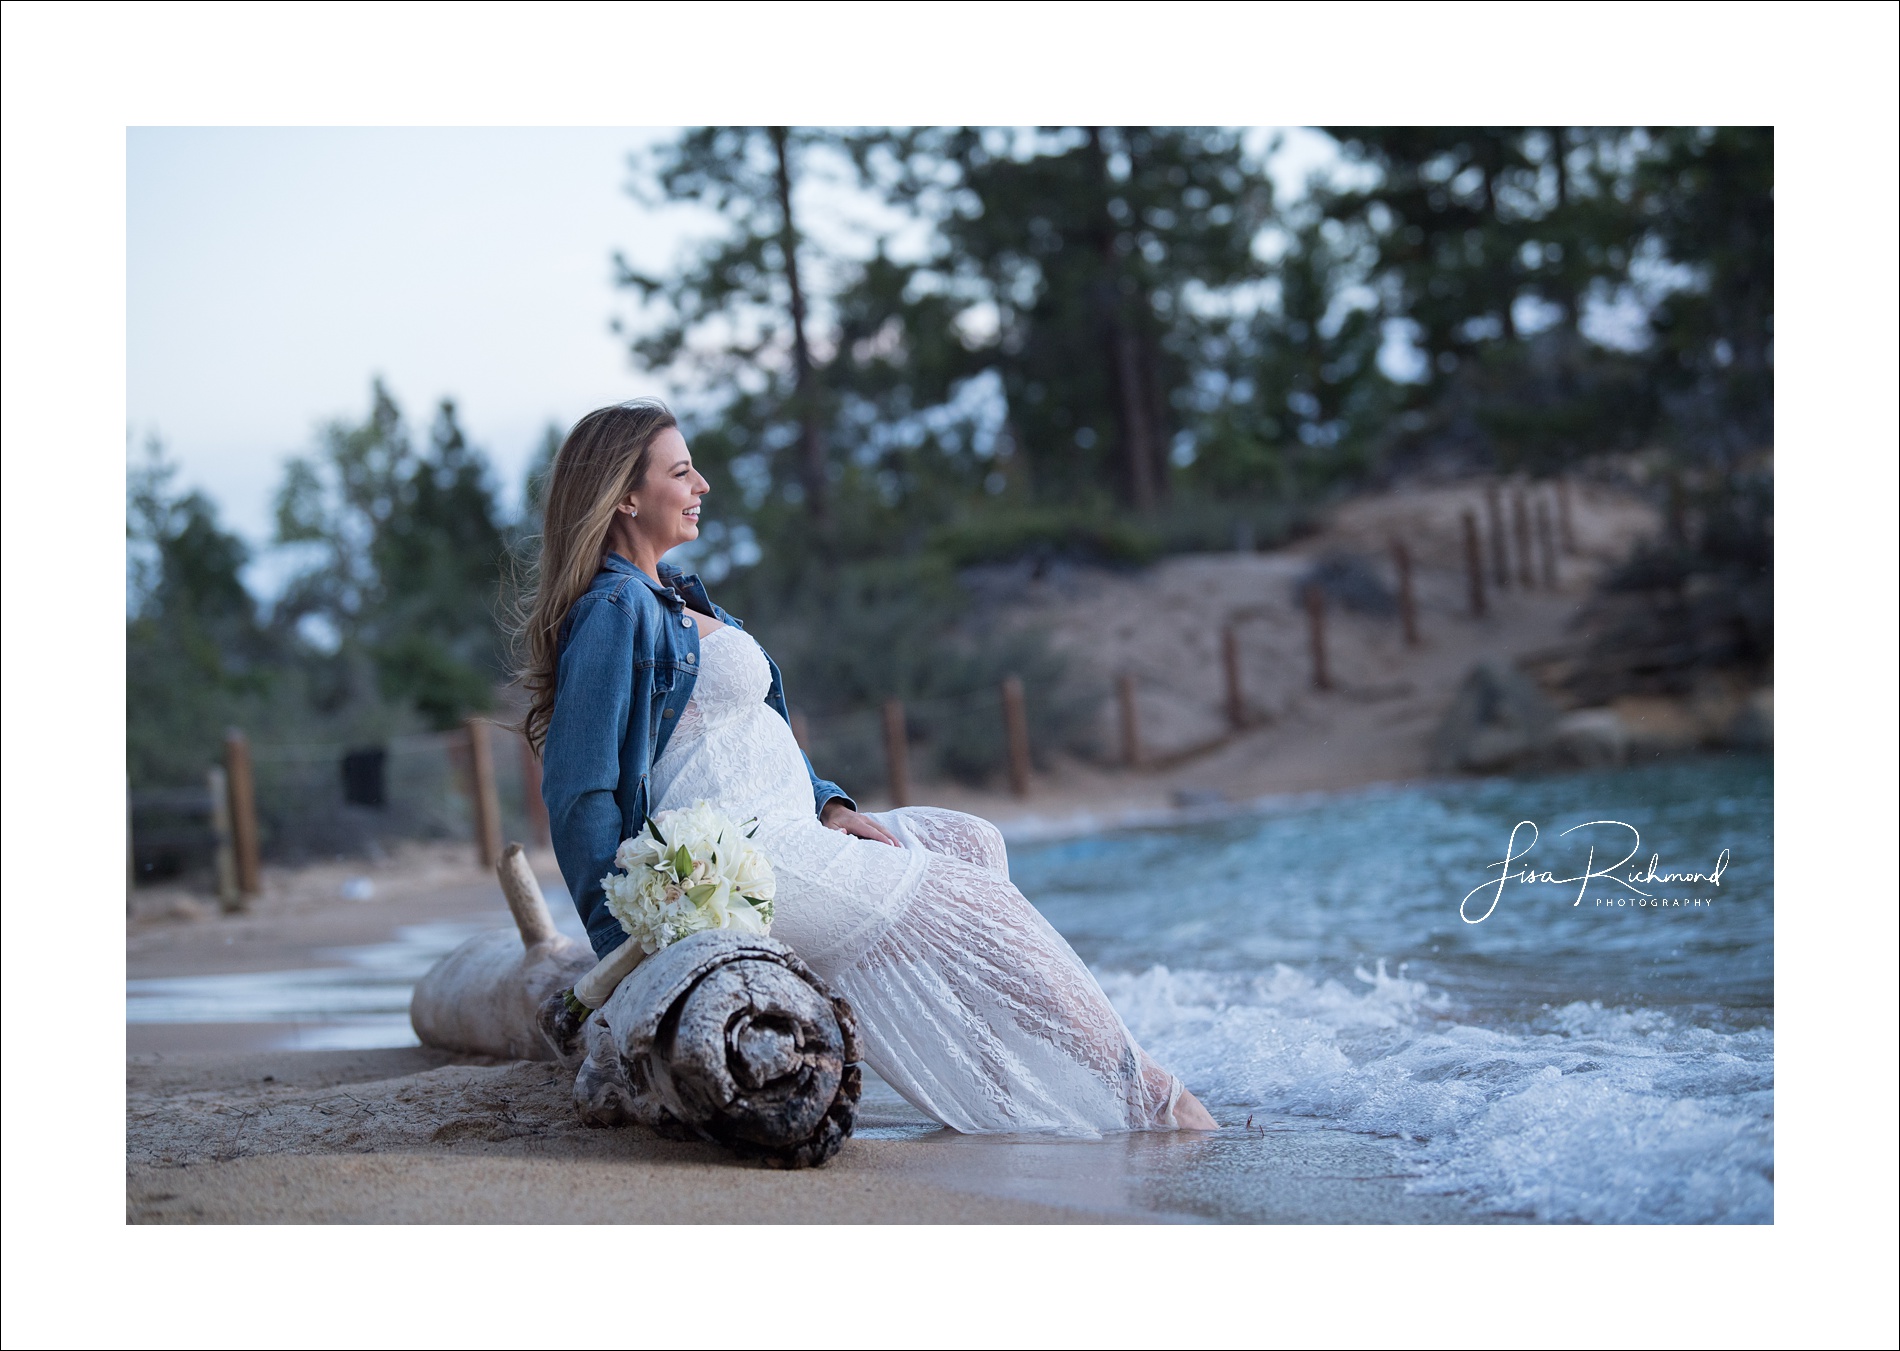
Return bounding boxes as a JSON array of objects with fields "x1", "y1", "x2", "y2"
[{"x1": 600, "y1": 801, "x2": 776, "y2": 956}]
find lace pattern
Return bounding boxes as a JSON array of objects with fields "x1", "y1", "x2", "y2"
[{"x1": 651, "y1": 624, "x2": 1182, "y2": 1134}]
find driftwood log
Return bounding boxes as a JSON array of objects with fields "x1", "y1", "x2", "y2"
[
  {"x1": 409, "y1": 845, "x2": 862, "y2": 1167},
  {"x1": 576, "y1": 931, "x2": 863, "y2": 1169},
  {"x1": 409, "y1": 845, "x2": 593, "y2": 1060}
]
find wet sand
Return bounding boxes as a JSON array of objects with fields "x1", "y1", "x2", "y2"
[
  {"x1": 127, "y1": 855, "x2": 1494, "y2": 1224},
  {"x1": 127, "y1": 1046, "x2": 1486, "y2": 1224}
]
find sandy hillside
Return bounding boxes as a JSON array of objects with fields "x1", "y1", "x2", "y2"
[{"x1": 917, "y1": 477, "x2": 1660, "y2": 828}]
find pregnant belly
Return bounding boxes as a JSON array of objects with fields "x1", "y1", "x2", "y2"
[{"x1": 653, "y1": 704, "x2": 816, "y2": 828}]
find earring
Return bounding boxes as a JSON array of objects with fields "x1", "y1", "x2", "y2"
[{"x1": 627, "y1": 505, "x2": 638, "y2": 518}]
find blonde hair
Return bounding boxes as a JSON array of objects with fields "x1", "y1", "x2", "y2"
[{"x1": 515, "y1": 399, "x2": 678, "y2": 754}]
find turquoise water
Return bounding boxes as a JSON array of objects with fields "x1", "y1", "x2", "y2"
[{"x1": 1009, "y1": 754, "x2": 1774, "y2": 1223}]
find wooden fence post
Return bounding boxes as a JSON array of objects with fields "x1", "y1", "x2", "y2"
[
  {"x1": 1304, "y1": 583, "x2": 1333, "y2": 691},
  {"x1": 467, "y1": 717, "x2": 502, "y2": 871},
  {"x1": 1391, "y1": 539, "x2": 1420, "y2": 647},
  {"x1": 1462, "y1": 511, "x2": 1488, "y2": 618},
  {"x1": 1512, "y1": 488, "x2": 1536, "y2": 589},
  {"x1": 1485, "y1": 484, "x2": 1511, "y2": 589},
  {"x1": 881, "y1": 699, "x2": 910, "y2": 808},
  {"x1": 1556, "y1": 476, "x2": 1577, "y2": 554},
  {"x1": 1117, "y1": 673, "x2": 1142, "y2": 768},
  {"x1": 1000, "y1": 675, "x2": 1032, "y2": 798},
  {"x1": 1221, "y1": 623, "x2": 1246, "y2": 729},
  {"x1": 1535, "y1": 496, "x2": 1559, "y2": 590},
  {"x1": 223, "y1": 729, "x2": 261, "y2": 904},
  {"x1": 207, "y1": 764, "x2": 241, "y2": 912},
  {"x1": 789, "y1": 710, "x2": 811, "y2": 751},
  {"x1": 518, "y1": 731, "x2": 550, "y2": 849}
]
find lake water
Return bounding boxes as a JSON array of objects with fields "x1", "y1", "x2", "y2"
[
  {"x1": 128, "y1": 754, "x2": 1773, "y2": 1224},
  {"x1": 1011, "y1": 753, "x2": 1774, "y2": 1224}
]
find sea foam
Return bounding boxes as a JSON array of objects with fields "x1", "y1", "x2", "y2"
[{"x1": 1101, "y1": 962, "x2": 1773, "y2": 1224}]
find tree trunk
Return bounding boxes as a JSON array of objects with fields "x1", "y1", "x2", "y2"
[
  {"x1": 1088, "y1": 126, "x2": 1163, "y2": 512},
  {"x1": 1482, "y1": 160, "x2": 1519, "y2": 344},
  {"x1": 770, "y1": 126, "x2": 827, "y2": 523},
  {"x1": 1549, "y1": 127, "x2": 1579, "y2": 333}
]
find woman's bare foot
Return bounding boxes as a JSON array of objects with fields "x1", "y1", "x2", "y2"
[{"x1": 1174, "y1": 1089, "x2": 1218, "y2": 1130}]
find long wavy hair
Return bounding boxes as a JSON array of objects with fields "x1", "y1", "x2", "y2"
[{"x1": 515, "y1": 399, "x2": 678, "y2": 755}]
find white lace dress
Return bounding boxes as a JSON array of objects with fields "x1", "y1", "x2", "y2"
[{"x1": 650, "y1": 624, "x2": 1184, "y2": 1134}]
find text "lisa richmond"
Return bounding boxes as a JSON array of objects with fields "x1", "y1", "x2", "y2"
[{"x1": 1461, "y1": 819, "x2": 1731, "y2": 924}]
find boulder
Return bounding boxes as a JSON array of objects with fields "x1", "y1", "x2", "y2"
[
  {"x1": 1554, "y1": 707, "x2": 1629, "y2": 767},
  {"x1": 1728, "y1": 687, "x2": 1773, "y2": 750},
  {"x1": 1430, "y1": 661, "x2": 1560, "y2": 773},
  {"x1": 1293, "y1": 553, "x2": 1398, "y2": 616},
  {"x1": 1610, "y1": 695, "x2": 1705, "y2": 757}
]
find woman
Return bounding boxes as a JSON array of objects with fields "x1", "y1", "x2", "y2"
[{"x1": 523, "y1": 401, "x2": 1215, "y2": 1133}]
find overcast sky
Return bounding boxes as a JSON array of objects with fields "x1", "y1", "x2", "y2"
[{"x1": 128, "y1": 126, "x2": 1340, "y2": 573}]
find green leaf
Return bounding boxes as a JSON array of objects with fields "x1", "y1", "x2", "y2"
[
  {"x1": 744, "y1": 895, "x2": 769, "y2": 910},
  {"x1": 645, "y1": 815, "x2": 667, "y2": 846},
  {"x1": 685, "y1": 883, "x2": 718, "y2": 906},
  {"x1": 672, "y1": 844, "x2": 695, "y2": 879}
]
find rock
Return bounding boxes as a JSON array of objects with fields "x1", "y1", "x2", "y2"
[
  {"x1": 1728, "y1": 687, "x2": 1773, "y2": 750},
  {"x1": 1609, "y1": 695, "x2": 1704, "y2": 757},
  {"x1": 1170, "y1": 787, "x2": 1227, "y2": 808},
  {"x1": 1430, "y1": 661, "x2": 1560, "y2": 774},
  {"x1": 1293, "y1": 553, "x2": 1397, "y2": 616},
  {"x1": 1554, "y1": 708, "x2": 1629, "y2": 767},
  {"x1": 577, "y1": 930, "x2": 863, "y2": 1169}
]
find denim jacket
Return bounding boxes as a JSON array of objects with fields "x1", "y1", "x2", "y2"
[{"x1": 541, "y1": 553, "x2": 854, "y2": 957}]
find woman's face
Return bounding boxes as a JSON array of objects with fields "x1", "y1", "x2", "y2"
[{"x1": 625, "y1": 429, "x2": 709, "y2": 556}]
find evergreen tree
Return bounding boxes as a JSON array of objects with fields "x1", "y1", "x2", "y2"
[
  {"x1": 127, "y1": 438, "x2": 274, "y2": 786},
  {"x1": 617, "y1": 127, "x2": 838, "y2": 525},
  {"x1": 273, "y1": 381, "x2": 507, "y2": 730},
  {"x1": 1636, "y1": 126, "x2": 1773, "y2": 461},
  {"x1": 855, "y1": 126, "x2": 1272, "y2": 511}
]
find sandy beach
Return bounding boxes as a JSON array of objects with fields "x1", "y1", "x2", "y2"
[
  {"x1": 128, "y1": 1044, "x2": 1491, "y2": 1223},
  {"x1": 127, "y1": 478, "x2": 1658, "y2": 1224},
  {"x1": 128, "y1": 838, "x2": 1494, "y2": 1223}
]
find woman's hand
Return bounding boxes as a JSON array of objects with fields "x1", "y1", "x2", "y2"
[{"x1": 821, "y1": 799, "x2": 900, "y2": 847}]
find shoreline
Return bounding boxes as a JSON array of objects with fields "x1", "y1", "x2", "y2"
[{"x1": 127, "y1": 1047, "x2": 1498, "y2": 1225}]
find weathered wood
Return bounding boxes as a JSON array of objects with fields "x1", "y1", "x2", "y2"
[
  {"x1": 467, "y1": 717, "x2": 502, "y2": 871},
  {"x1": 881, "y1": 698, "x2": 910, "y2": 808},
  {"x1": 1512, "y1": 489, "x2": 1535, "y2": 590},
  {"x1": 1117, "y1": 673, "x2": 1142, "y2": 767},
  {"x1": 1535, "y1": 496, "x2": 1559, "y2": 589},
  {"x1": 410, "y1": 843, "x2": 591, "y2": 1061},
  {"x1": 1000, "y1": 675, "x2": 1031, "y2": 797},
  {"x1": 1221, "y1": 624, "x2": 1246, "y2": 728},
  {"x1": 497, "y1": 842, "x2": 557, "y2": 946},
  {"x1": 1462, "y1": 511, "x2": 1488, "y2": 618},
  {"x1": 1304, "y1": 583, "x2": 1332, "y2": 691},
  {"x1": 207, "y1": 764, "x2": 241, "y2": 912},
  {"x1": 1484, "y1": 484, "x2": 1511, "y2": 589},
  {"x1": 223, "y1": 729, "x2": 261, "y2": 903},
  {"x1": 518, "y1": 732, "x2": 550, "y2": 849},
  {"x1": 578, "y1": 930, "x2": 863, "y2": 1169},
  {"x1": 1391, "y1": 539, "x2": 1420, "y2": 647},
  {"x1": 1556, "y1": 476, "x2": 1577, "y2": 554}
]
